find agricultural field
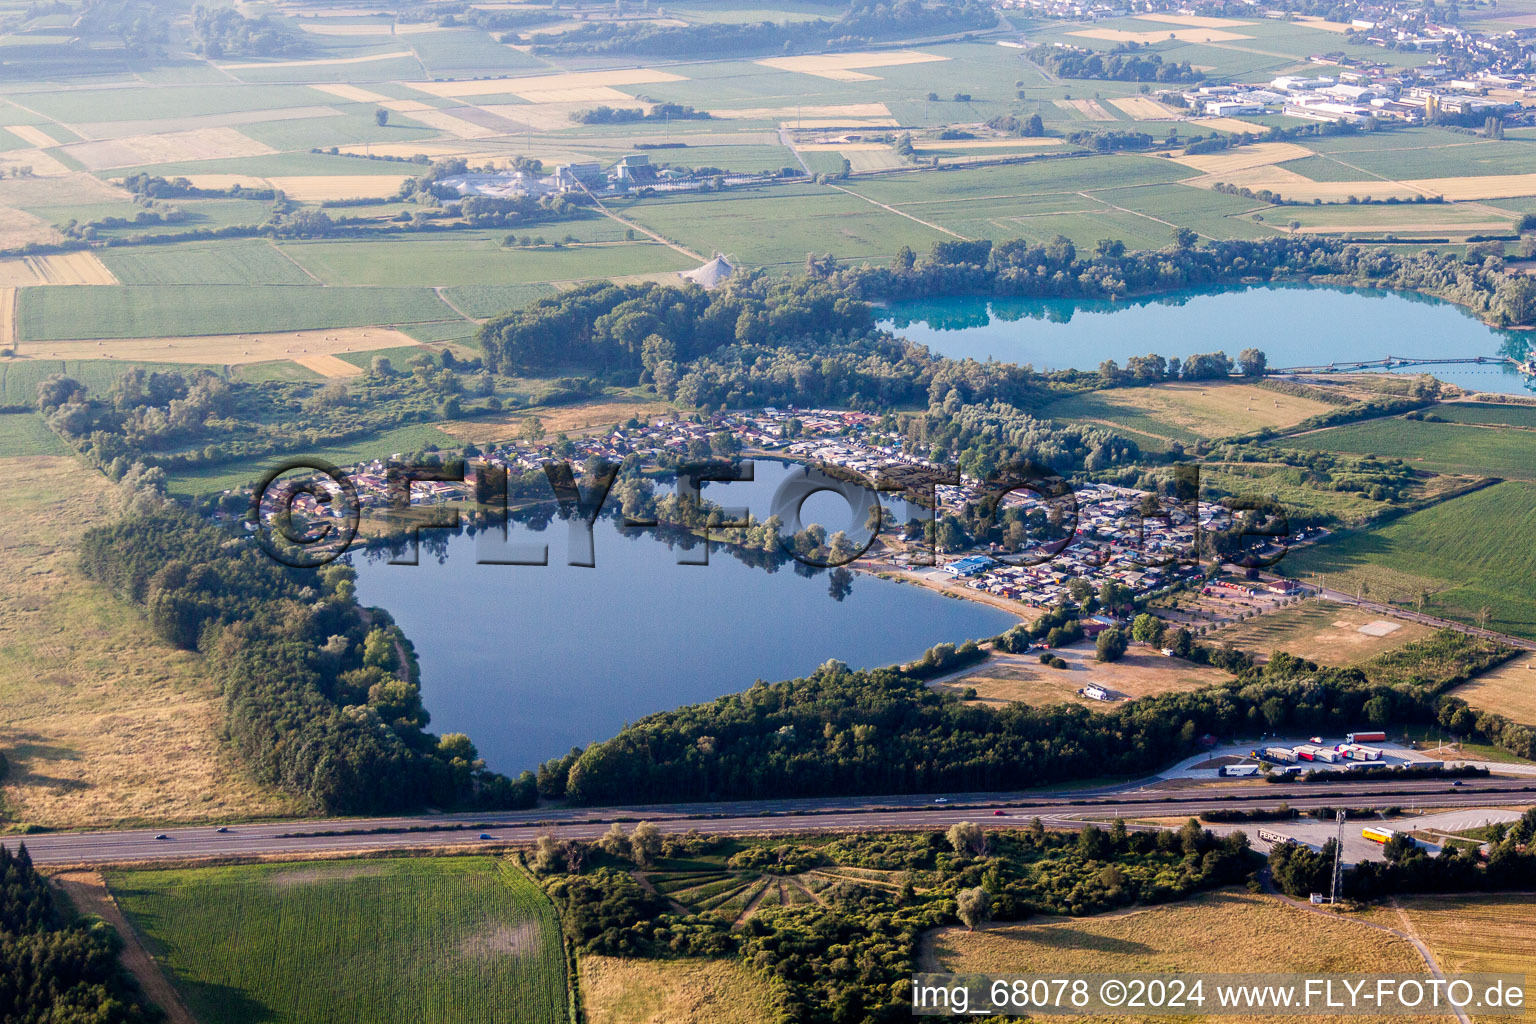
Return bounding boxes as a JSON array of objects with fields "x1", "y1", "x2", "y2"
[
  {"x1": 1040, "y1": 381, "x2": 1333, "y2": 446},
  {"x1": 17, "y1": 284, "x2": 459, "y2": 341},
  {"x1": 1429, "y1": 401, "x2": 1536, "y2": 429},
  {"x1": 1447, "y1": 653, "x2": 1536, "y2": 726},
  {"x1": 97, "y1": 239, "x2": 317, "y2": 286},
  {"x1": 1281, "y1": 481, "x2": 1536, "y2": 639},
  {"x1": 1359, "y1": 895, "x2": 1536, "y2": 1023},
  {"x1": 0, "y1": 454, "x2": 298, "y2": 828},
  {"x1": 279, "y1": 235, "x2": 695, "y2": 287},
  {"x1": 1206, "y1": 599, "x2": 1437, "y2": 665},
  {"x1": 931, "y1": 645, "x2": 1232, "y2": 709},
  {"x1": 107, "y1": 856, "x2": 569, "y2": 1024},
  {"x1": 580, "y1": 957, "x2": 777, "y2": 1024},
  {"x1": 924, "y1": 889, "x2": 1431, "y2": 1024},
  {"x1": 0, "y1": 411, "x2": 68, "y2": 456},
  {"x1": 1281, "y1": 417, "x2": 1536, "y2": 481}
]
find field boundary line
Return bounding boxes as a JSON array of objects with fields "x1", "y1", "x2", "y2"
[
  {"x1": 826, "y1": 182, "x2": 967, "y2": 238},
  {"x1": 265, "y1": 239, "x2": 325, "y2": 284},
  {"x1": 433, "y1": 286, "x2": 482, "y2": 324},
  {"x1": 54, "y1": 871, "x2": 199, "y2": 1024}
]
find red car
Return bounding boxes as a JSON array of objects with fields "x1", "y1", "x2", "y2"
[{"x1": 993, "y1": 810, "x2": 1006, "y2": 816}]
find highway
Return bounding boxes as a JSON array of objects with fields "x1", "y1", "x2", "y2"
[{"x1": 18, "y1": 776, "x2": 1536, "y2": 866}]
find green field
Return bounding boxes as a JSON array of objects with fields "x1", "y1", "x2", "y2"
[
  {"x1": 17, "y1": 285, "x2": 458, "y2": 341},
  {"x1": 279, "y1": 236, "x2": 694, "y2": 287},
  {"x1": 1282, "y1": 417, "x2": 1536, "y2": 480},
  {"x1": 164, "y1": 420, "x2": 460, "y2": 495},
  {"x1": 0, "y1": 411, "x2": 69, "y2": 456},
  {"x1": 99, "y1": 239, "x2": 317, "y2": 286},
  {"x1": 1431, "y1": 401, "x2": 1536, "y2": 428},
  {"x1": 1283, "y1": 481, "x2": 1536, "y2": 638},
  {"x1": 108, "y1": 856, "x2": 568, "y2": 1024}
]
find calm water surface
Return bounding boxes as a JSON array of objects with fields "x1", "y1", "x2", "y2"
[
  {"x1": 351, "y1": 461, "x2": 1017, "y2": 774},
  {"x1": 880, "y1": 285, "x2": 1534, "y2": 395}
]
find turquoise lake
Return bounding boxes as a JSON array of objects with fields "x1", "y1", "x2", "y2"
[{"x1": 880, "y1": 285, "x2": 1534, "y2": 395}]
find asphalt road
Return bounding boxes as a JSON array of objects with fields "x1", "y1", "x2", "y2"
[{"x1": 18, "y1": 777, "x2": 1536, "y2": 866}]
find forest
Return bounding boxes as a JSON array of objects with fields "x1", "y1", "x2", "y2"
[
  {"x1": 529, "y1": 0, "x2": 996, "y2": 57},
  {"x1": 0, "y1": 844, "x2": 152, "y2": 1023},
  {"x1": 535, "y1": 821, "x2": 1252, "y2": 1024},
  {"x1": 1026, "y1": 43, "x2": 1203, "y2": 83},
  {"x1": 78, "y1": 509, "x2": 535, "y2": 814},
  {"x1": 542, "y1": 638, "x2": 1516, "y2": 805}
]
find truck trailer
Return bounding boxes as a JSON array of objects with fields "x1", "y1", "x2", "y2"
[
  {"x1": 1262, "y1": 746, "x2": 1297, "y2": 763},
  {"x1": 1347, "y1": 731, "x2": 1386, "y2": 744},
  {"x1": 1221, "y1": 764, "x2": 1260, "y2": 777}
]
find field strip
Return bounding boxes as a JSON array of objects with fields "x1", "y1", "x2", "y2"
[
  {"x1": 1407, "y1": 173, "x2": 1536, "y2": 199},
  {"x1": 1190, "y1": 116, "x2": 1269, "y2": 134},
  {"x1": 707, "y1": 102, "x2": 892, "y2": 121},
  {"x1": 1170, "y1": 141, "x2": 1315, "y2": 174},
  {"x1": 1294, "y1": 15, "x2": 1353, "y2": 32},
  {"x1": 292, "y1": 353, "x2": 364, "y2": 376},
  {"x1": 1071, "y1": 26, "x2": 1252, "y2": 43},
  {"x1": 1054, "y1": 98, "x2": 1116, "y2": 121},
  {"x1": 395, "y1": 108, "x2": 502, "y2": 140},
  {"x1": 265, "y1": 175, "x2": 412, "y2": 201},
  {"x1": 911, "y1": 138, "x2": 1062, "y2": 150},
  {"x1": 55, "y1": 873, "x2": 197, "y2": 1024},
  {"x1": 217, "y1": 49, "x2": 414, "y2": 70},
  {"x1": 0, "y1": 148, "x2": 72, "y2": 177},
  {"x1": 67, "y1": 106, "x2": 340, "y2": 142},
  {"x1": 64, "y1": 126, "x2": 275, "y2": 172},
  {"x1": 24, "y1": 252, "x2": 118, "y2": 285},
  {"x1": 755, "y1": 49, "x2": 946, "y2": 80},
  {"x1": 310, "y1": 83, "x2": 393, "y2": 103},
  {"x1": 1109, "y1": 96, "x2": 1181, "y2": 119},
  {"x1": 510, "y1": 85, "x2": 636, "y2": 104},
  {"x1": 827, "y1": 183, "x2": 966, "y2": 239},
  {"x1": 0, "y1": 287, "x2": 15, "y2": 349},
  {"x1": 406, "y1": 68, "x2": 686, "y2": 99},
  {"x1": 1136, "y1": 12, "x2": 1254, "y2": 26},
  {"x1": 23, "y1": 326, "x2": 420, "y2": 365},
  {"x1": 7, "y1": 124, "x2": 58, "y2": 148},
  {"x1": 1297, "y1": 220, "x2": 1514, "y2": 234}
]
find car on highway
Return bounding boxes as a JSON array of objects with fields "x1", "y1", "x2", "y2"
[
  {"x1": 479, "y1": 833, "x2": 494, "y2": 840},
  {"x1": 215, "y1": 826, "x2": 230, "y2": 833},
  {"x1": 1450, "y1": 780, "x2": 1464, "y2": 786},
  {"x1": 153, "y1": 834, "x2": 170, "y2": 840},
  {"x1": 993, "y1": 809, "x2": 1006, "y2": 816},
  {"x1": 933, "y1": 797, "x2": 949, "y2": 804}
]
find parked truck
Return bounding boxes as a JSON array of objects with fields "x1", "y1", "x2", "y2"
[
  {"x1": 1312, "y1": 747, "x2": 1340, "y2": 763},
  {"x1": 1262, "y1": 746, "x2": 1296, "y2": 763},
  {"x1": 1294, "y1": 745, "x2": 1319, "y2": 762},
  {"x1": 1352, "y1": 745, "x2": 1382, "y2": 761},
  {"x1": 1347, "y1": 731, "x2": 1386, "y2": 744},
  {"x1": 1221, "y1": 764, "x2": 1260, "y2": 777}
]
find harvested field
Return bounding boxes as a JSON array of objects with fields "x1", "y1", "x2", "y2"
[
  {"x1": 0, "y1": 207, "x2": 61, "y2": 250},
  {"x1": 0, "y1": 148, "x2": 71, "y2": 177},
  {"x1": 1071, "y1": 26, "x2": 1252, "y2": 42},
  {"x1": 167, "y1": 173, "x2": 270, "y2": 192},
  {"x1": 20, "y1": 325, "x2": 418, "y2": 365},
  {"x1": 266, "y1": 174, "x2": 412, "y2": 200},
  {"x1": 756, "y1": 49, "x2": 946, "y2": 80},
  {"x1": 1408, "y1": 173, "x2": 1536, "y2": 200},
  {"x1": 782, "y1": 117, "x2": 899, "y2": 128},
  {"x1": 439, "y1": 398, "x2": 677, "y2": 443},
  {"x1": 709, "y1": 102, "x2": 892, "y2": 121},
  {"x1": 1172, "y1": 141, "x2": 1315, "y2": 174},
  {"x1": 7, "y1": 124, "x2": 59, "y2": 148},
  {"x1": 62, "y1": 126, "x2": 274, "y2": 170},
  {"x1": 1191, "y1": 116, "x2": 1269, "y2": 134},
  {"x1": 23, "y1": 252, "x2": 117, "y2": 285},
  {"x1": 1447, "y1": 653, "x2": 1536, "y2": 725},
  {"x1": 509, "y1": 84, "x2": 635, "y2": 103},
  {"x1": 1182, "y1": 167, "x2": 1422, "y2": 200},
  {"x1": 924, "y1": 889, "x2": 1429, "y2": 1023},
  {"x1": 292, "y1": 352, "x2": 365, "y2": 377},
  {"x1": 1054, "y1": 98, "x2": 1116, "y2": 120},
  {"x1": 1109, "y1": 96, "x2": 1181, "y2": 119},
  {"x1": 1206, "y1": 600, "x2": 1436, "y2": 665},
  {"x1": 1137, "y1": 12, "x2": 1254, "y2": 26},
  {"x1": 582, "y1": 956, "x2": 777, "y2": 1024},
  {"x1": 466, "y1": 101, "x2": 606, "y2": 132},
  {"x1": 1042, "y1": 380, "x2": 1334, "y2": 440},
  {"x1": 310, "y1": 83, "x2": 393, "y2": 103},
  {"x1": 407, "y1": 68, "x2": 686, "y2": 99},
  {"x1": 399, "y1": 107, "x2": 504, "y2": 139},
  {"x1": 218, "y1": 49, "x2": 414, "y2": 70}
]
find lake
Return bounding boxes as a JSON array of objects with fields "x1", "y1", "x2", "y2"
[
  {"x1": 880, "y1": 285, "x2": 1535, "y2": 396},
  {"x1": 350, "y1": 461, "x2": 1018, "y2": 775}
]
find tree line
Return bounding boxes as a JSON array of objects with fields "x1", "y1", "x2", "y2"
[
  {"x1": 78, "y1": 509, "x2": 534, "y2": 814},
  {"x1": 1027, "y1": 42, "x2": 1203, "y2": 83}
]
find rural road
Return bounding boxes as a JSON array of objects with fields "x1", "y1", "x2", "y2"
[{"x1": 18, "y1": 777, "x2": 1536, "y2": 866}]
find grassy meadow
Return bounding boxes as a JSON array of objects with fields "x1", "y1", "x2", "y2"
[
  {"x1": 108, "y1": 856, "x2": 569, "y2": 1024},
  {"x1": 1207, "y1": 599, "x2": 1436, "y2": 666},
  {"x1": 0, "y1": 455, "x2": 297, "y2": 828},
  {"x1": 1282, "y1": 417, "x2": 1536, "y2": 481},
  {"x1": 581, "y1": 956, "x2": 777, "y2": 1024}
]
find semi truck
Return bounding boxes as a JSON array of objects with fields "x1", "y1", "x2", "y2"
[
  {"x1": 1347, "y1": 731, "x2": 1386, "y2": 744},
  {"x1": 1294, "y1": 745, "x2": 1319, "y2": 761},
  {"x1": 1362, "y1": 826, "x2": 1401, "y2": 845},
  {"x1": 1261, "y1": 746, "x2": 1296, "y2": 763},
  {"x1": 1221, "y1": 764, "x2": 1260, "y2": 777},
  {"x1": 1311, "y1": 747, "x2": 1340, "y2": 763}
]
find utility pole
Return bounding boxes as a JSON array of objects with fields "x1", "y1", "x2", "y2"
[{"x1": 1329, "y1": 811, "x2": 1345, "y2": 905}]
